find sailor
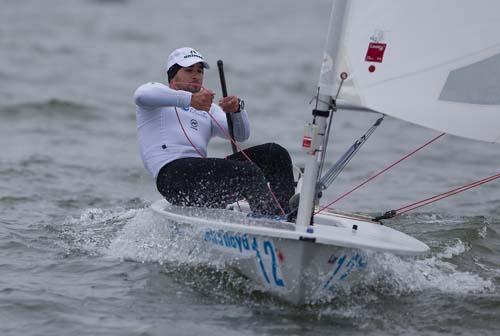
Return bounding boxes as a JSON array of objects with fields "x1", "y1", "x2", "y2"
[{"x1": 134, "y1": 47, "x2": 295, "y2": 217}]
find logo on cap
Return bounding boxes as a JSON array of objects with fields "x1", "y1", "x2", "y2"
[
  {"x1": 167, "y1": 47, "x2": 210, "y2": 72},
  {"x1": 184, "y1": 50, "x2": 203, "y2": 60}
]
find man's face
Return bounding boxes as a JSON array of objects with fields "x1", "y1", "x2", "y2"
[{"x1": 170, "y1": 63, "x2": 204, "y2": 93}]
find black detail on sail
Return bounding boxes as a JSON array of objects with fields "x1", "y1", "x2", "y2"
[{"x1": 439, "y1": 53, "x2": 500, "y2": 105}]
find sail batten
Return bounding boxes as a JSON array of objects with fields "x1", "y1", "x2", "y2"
[{"x1": 324, "y1": 0, "x2": 500, "y2": 143}]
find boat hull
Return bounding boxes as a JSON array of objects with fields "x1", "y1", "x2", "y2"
[
  {"x1": 202, "y1": 227, "x2": 366, "y2": 304},
  {"x1": 149, "y1": 200, "x2": 419, "y2": 304}
]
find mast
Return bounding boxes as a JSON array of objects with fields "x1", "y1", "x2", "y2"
[{"x1": 296, "y1": 0, "x2": 349, "y2": 231}]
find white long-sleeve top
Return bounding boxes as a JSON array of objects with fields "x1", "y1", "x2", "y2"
[{"x1": 134, "y1": 82, "x2": 250, "y2": 178}]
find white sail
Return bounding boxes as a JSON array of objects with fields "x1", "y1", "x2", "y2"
[{"x1": 320, "y1": 0, "x2": 500, "y2": 143}]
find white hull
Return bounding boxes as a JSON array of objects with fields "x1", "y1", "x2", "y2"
[{"x1": 151, "y1": 199, "x2": 428, "y2": 304}]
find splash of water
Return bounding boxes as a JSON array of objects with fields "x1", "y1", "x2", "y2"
[
  {"x1": 61, "y1": 205, "x2": 496, "y2": 308},
  {"x1": 361, "y1": 239, "x2": 494, "y2": 296},
  {"x1": 59, "y1": 207, "x2": 138, "y2": 256}
]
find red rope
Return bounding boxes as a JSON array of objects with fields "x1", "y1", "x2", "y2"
[
  {"x1": 173, "y1": 85, "x2": 286, "y2": 216},
  {"x1": 204, "y1": 103, "x2": 286, "y2": 216},
  {"x1": 175, "y1": 107, "x2": 206, "y2": 158},
  {"x1": 315, "y1": 132, "x2": 446, "y2": 214},
  {"x1": 203, "y1": 108, "x2": 252, "y2": 161},
  {"x1": 394, "y1": 172, "x2": 500, "y2": 215}
]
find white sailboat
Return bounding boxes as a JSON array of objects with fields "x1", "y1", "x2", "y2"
[{"x1": 151, "y1": 0, "x2": 500, "y2": 304}]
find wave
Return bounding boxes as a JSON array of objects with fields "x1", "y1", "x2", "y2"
[
  {"x1": 57, "y1": 207, "x2": 139, "y2": 257},
  {"x1": 58, "y1": 205, "x2": 497, "y2": 310},
  {"x1": 0, "y1": 196, "x2": 37, "y2": 205},
  {"x1": 0, "y1": 99, "x2": 101, "y2": 120},
  {"x1": 362, "y1": 240, "x2": 493, "y2": 296}
]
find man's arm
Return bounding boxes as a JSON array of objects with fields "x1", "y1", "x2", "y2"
[
  {"x1": 210, "y1": 103, "x2": 250, "y2": 142},
  {"x1": 230, "y1": 110, "x2": 250, "y2": 141},
  {"x1": 218, "y1": 95, "x2": 250, "y2": 141},
  {"x1": 134, "y1": 82, "x2": 214, "y2": 111},
  {"x1": 134, "y1": 82, "x2": 191, "y2": 109}
]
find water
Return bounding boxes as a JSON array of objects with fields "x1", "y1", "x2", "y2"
[{"x1": 1, "y1": 0, "x2": 500, "y2": 335}]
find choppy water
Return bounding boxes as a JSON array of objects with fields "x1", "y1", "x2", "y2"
[{"x1": 1, "y1": 0, "x2": 500, "y2": 335}]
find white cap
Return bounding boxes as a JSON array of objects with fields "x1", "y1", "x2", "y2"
[{"x1": 166, "y1": 47, "x2": 210, "y2": 72}]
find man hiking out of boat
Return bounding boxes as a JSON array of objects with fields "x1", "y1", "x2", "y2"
[{"x1": 134, "y1": 47, "x2": 296, "y2": 218}]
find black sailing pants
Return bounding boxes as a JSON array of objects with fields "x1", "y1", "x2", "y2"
[{"x1": 156, "y1": 143, "x2": 295, "y2": 215}]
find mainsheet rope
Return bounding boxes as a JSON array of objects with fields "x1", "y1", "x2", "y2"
[
  {"x1": 316, "y1": 129, "x2": 500, "y2": 220},
  {"x1": 315, "y1": 132, "x2": 447, "y2": 215},
  {"x1": 173, "y1": 83, "x2": 286, "y2": 216},
  {"x1": 374, "y1": 171, "x2": 500, "y2": 221}
]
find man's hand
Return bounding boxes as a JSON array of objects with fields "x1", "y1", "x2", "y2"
[
  {"x1": 191, "y1": 89, "x2": 215, "y2": 111},
  {"x1": 219, "y1": 95, "x2": 240, "y2": 113}
]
